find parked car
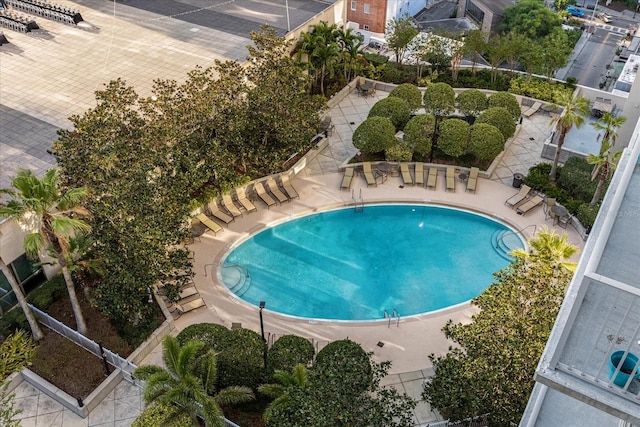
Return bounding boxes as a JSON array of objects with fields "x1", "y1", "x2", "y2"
[
  {"x1": 597, "y1": 12, "x2": 612, "y2": 23},
  {"x1": 567, "y1": 6, "x2": 585, "y2": 17}
]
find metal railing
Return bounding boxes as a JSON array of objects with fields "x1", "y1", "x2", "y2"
[{"x1": 495, "y1": 224, "x2": 536, "y2": 249}]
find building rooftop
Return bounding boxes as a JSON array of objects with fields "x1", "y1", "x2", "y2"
[
  {"x1": 612, "y1": 54, "x2": 639, "y2": 97},
  {"x1": 472, "y1": 0, "x2": 517, "y2": 16}
]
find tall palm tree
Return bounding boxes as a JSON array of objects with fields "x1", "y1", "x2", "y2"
[
  {"x1": 336, "y1": 28, "x2": 362, "y2": 82},
  {"x1": 548, "y1": 92, "x2": 590, "y2": 181},
  {"x1": 134, "y1": 336, "x2": 254, "y2": 427},
  {"x1": 0, "y1": 257, "x2": 44, "y2": 341},
  {"x1": 587, "y1": 140, "x2": 622, "y2": 205},
  {"x1": 511, "y1": 227, "x2": 578, "y2": 272},
  {"x1": 591, "y1": 112, "x2": 626, "y2": 155},
  {"x1": 259, "y1": 363, "x2": 308, "y2": 421},
  {"x1": 0, "y1": 168, "x2": 90, "y2": 335}
]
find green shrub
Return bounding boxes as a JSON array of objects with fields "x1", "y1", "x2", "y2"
[
  {"x1": 488, "y1": 91, "x2": 521, "y2": 121},
  {"x1": 557, "y1": 157, "x2": 596, "y2": 202},
  {"x1": 403, "y1": 114, "x2": 436, "y2": 156},
  {"x1": 312, "y1": 339, "x2": 372, "y2": 396},
  {"x1": 576, "y1": 203, "x2": 599, "y2": 228},
  {"x1": 217, "y1": 328, "x2": 266, "y2": 390},
  {"x1": 456, "y1": 89, "x2": 488, "y2": 117},
  {"x1": 468, "y1": 123, "x2": 505, "y2": 161},
  {"x1": 476, "y1": 107, "x2": 516, "y2": 140},
  {"x1": 509, "y1": 77, "x2": 573, "y2": 103},
  {"x1": 362, "y1": 52, "x2": 389, "y2": 67},
  {"x1": 0, "y1": 308, "x2": 29, "y2": 339},
  {"x1": 0, "y1": 330, "x2": 36, "y2": 380},
  {"x1": 389, "y1": 83, "x2": 422, "y2": 111},
  {"x1": 353, "y1": 116, "x2": 397, "y2": 154},
  {"x1": 132, "y1": 402, "x2": 191, "y2": 427},
  {"x1": 438, "y1": 119, "x2": 469, "y2": 157},
  {"x1": 385, "y1": 141, "x2": 414, "y2": 162},
  {"x1": 111, "y1": 303, "x2": 164, "y2": 347},
  {"x1": 368, "y1": 97, "x2": 411, "y2": 131},
  {"x1": 266, "y1": 335, "x2": 315, "y2": 375},
  {"x1": 176, "y1": 323, "x2": 232, "y2": 350}
]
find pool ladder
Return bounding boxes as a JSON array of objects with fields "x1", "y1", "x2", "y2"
[
  {"x1": 352, "y1": 189, "x2": 364, "y2": 213},
  {"x1": 384, "y1": 308, "x2": 400, "y2": 328}
]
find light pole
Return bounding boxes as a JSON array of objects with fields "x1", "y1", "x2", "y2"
[
  {"x1": 285, "y1": 0, "x2": 290, "y2": 33},
  {"x1": 590, "y1": 0, "x2": 599, "y2": 24},
  {"x1": 259, "y1": 301, "x2": 267, "y2": 368}
]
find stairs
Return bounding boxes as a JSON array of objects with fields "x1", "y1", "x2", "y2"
[
  {"x1": 220, "y1": 264, "x2": 251, "y2": 296},
  {"x1": 491, "y1": 230, "x2": 523, "y2": 260}
]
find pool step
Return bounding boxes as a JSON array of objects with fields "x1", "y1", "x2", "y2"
[
  {"x1": 491, "y1": 230, "x2": 522, "y2": 261},
  {"x1": 220, "y1": 264, "x2": 252, "y2": 296}
]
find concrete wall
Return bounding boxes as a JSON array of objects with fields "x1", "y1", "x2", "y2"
[
  {"x1": 284, "y1": 0, "x2": 347, "y2": 47},
  {"x1": 347, "y1": 0, "x2": 387, "y2": 34}
]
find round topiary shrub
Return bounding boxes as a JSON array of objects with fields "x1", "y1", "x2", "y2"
[
  {"x1": 353, "y1": 116, "x2": 397, "y2": 154},
  {"x1": 176, "y1": 323, "x2": 231, "y2": 352},
  {"x1": 423, "y1": 83, "x2": 456, "y2": 116},
  {"x1": 403, "y1": 114, "x2": 436, "y2": 157},
  {"x1": 456, "y1": 89, "x2": 487, "y2": 117},
  {"x1": 476, "y1": 107, "x2": 516, "y2": 140},
  {"x1": 437, "y1": 118, "x2": 469, "y2": 157},
  {"x1": 267, "y1": 335, "x2": 315, "y2": 374},
  {"x1": 385, "y1": 141, "x2": 413, "y2": 162},
  {"x1": 312, "y1": 339, "x2": 372, "y2": 395},
  {"x1": 468, "y1": 123, "x2": 505, "y2": 161},
  {"x1": 488, "y1": 91, "x2": 521, "y2": 121},
  {"x1": 368, "y1": 97, "x2": 411, "y2": 131},
  {"x1": 216, "y1": 328, "x2": 266, "y2": 390},
  {"x1": 389, "y1": 83, "x2": 423, "y2": 111}
]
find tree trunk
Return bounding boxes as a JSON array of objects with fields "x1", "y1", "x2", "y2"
[
  {"x1": 0, "y1": 258, "x2": 44, "y2": 341},
  {"x1": 550, "y1": 127, "x2": 567, "y2": 182},
  {"x1": 591, "y1": 177, "x2": 605, "y2": 205},
  {"x1": 60, "y1": 264, "x2": 88, "y2": 335}
]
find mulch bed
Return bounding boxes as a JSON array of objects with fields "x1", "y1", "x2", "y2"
[{"x1": 29, "y1": 294, "x2": 133, "y2": 399}]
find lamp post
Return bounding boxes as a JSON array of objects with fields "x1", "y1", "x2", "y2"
[
  {"x1": 259, "y1": 301, "x2": 267, "y2": 368},
  {"x1": 285, "y1": 0, "x2": 290, "y2": 33}
]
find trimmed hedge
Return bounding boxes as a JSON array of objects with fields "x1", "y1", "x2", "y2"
[
  {"x1": 388, "y1": 83, "x2": 423, "y2": 111},
  {"x1": 132, "y1": 402, "x2": 191, "y2": 427},
  {"x1": 488, "y1": 91, "x2": 521, "y2": 121},
  {"x1": 266, "y1": 335, "x2": 315, "y2": 375},
  {"x1": 353, "y1": 116, "x2": 397, "y2": 154},
  {"x1": 312, "y1": 339, "x2": 372, "y2": 395},
  {"x1": 385, "y1": 141, "x2": 414, "y2": 162},
  {"x1": 403, "y1": 114, "x2": 436, "y2": 156},
  {"x1": 476, "y1": 107, "x2": 516, "y2": 140},
  {"x1": 176, "y1": 323, "x2": 231, "y2": 351},
  {"x1": 468, "y1": 123, "x2": 505, "y2": 161},
  {"x1": 368, "y1": 97, "x2": 411, "y2": 131},
  {"x1": 217, "y1": 328, "x2": 266, "y2": 390},
  {"x1": 438, "y1": 119, "x2": 469, "y2": 157},
  {"x1": 456, "y1": 89, "x2": 488, "y2": 117}
]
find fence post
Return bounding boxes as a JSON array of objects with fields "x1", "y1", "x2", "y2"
[{"x1": 98, "y1": 343, "x2": 111, "y2": 376}]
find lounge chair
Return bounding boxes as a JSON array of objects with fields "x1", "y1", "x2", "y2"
[
  {"x1": 195, "y1": 213, "x2": 223, "y2": 235},
  {"x1": 466, "y1": 167, "x2": 479, "y2": 193},
  {"x1": 522, "y1": 101, "x2": 541, "y2": 117},
  {"x1": 341, "y1": 167, "x2": 354, "y2": 190},
  {"x1": 516, "y1": 195, "x2": 544, "y2": 215},
  {"x1": 280, "y1": 174, "x2": 299, "y2": 199},
  {"x1": 446, "y1": 167, "x2": 455, "y2": 192},
  {"x1": 505, "y1": 185, "x2": 531, "y2": 208},
  {"x1": 221, "y1": 193, "x2": 243, "y2": 218},
  {"x1": 426, "y1": 167, "x2": 438, "y2": 189},
  {"x1": 400, "y1": 163, "x2": 413, "y2": 186},
  {"x1": 267, "y1": 178, "x2": 289, "y2": 203},
  {"x1": 207, "y1": 200, "x2": 234, "y2": 224},
  {"x1": 255, "y1": 182, "x2": 276, "y2": 208},
  {"x1": 362, "y1": 162, "x2": 376, "y2": 187},
  {"x1": 176, "y1": 297, "x2": 206, "y2": 314},
  {"x1": 415, "y1": 163, "x2": 424, "y2": 187},
  {"x1": 235, "y1": 187, "x2": 257, "y2": 213}
]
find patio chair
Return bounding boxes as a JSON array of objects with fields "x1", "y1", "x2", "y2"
[
  {"x1": 446, "y1": 167, "x2": 455, "y2": 192},
  {"x1": 176, "y1": 297, "x2": 206, "y2": 314},
  {"x1": 544, "y1": 197, "x2": 557, "y2": 220},
  {"x1": 400, "y1": 163, "x2": 413, "y2": 186},
  {"x1": 362, "y1": 162, "x2": 376, "y2": 187},
  {"x1": 267, "y1": 177, "x2": 289, "y2": 203},
  {"x1": 195, "y1": 213, "x2": 223, "y2": 235},
  {"x1": 207, "y1": 200, "x2": 234, "y2": 224},
  {"x1": 426, "y1": 167, "x2": 438, "y2": 189},
  {"x1": 280, "y1": 174, "x2": 299, "y2": 199},
  {"x1": 221, "y1": 193, "x2": 243, "y2": 218},
  {"x1": 522, "y1": 101, "x2": 541, "y2": 117},
  {"x1": 505, "y1": 185, "x2": 531, "y2": 207},
  {"x1": 516, "y1": 195, "x2": 544, "y2": 215},
  {"x1": 415, "y1": 163, "x2": 424, "y2": 187},
  {"x1": 255, "y1": 181, "x2": 276, "y2": 208},
  {"x1": 466, "y1": 167, "x2": 479, "y2": 193},
  {"x1": 557, "y1": 213, "x2": 573, "y2": 229},
  {"x1": 341, "y1": 167, "x2": 354, "y2": 190},
  {"x1": 235, "y1": 187, "x2": 257, "y2": 213}
]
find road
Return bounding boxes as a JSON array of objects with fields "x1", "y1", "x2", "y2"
[{"x1": 563, "y1": 28, "x2": 623, "y2": 88}]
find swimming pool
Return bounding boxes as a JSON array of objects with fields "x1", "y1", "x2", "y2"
[{"x1": 219, "y1": 204, "x2": 523, "y2": 321}]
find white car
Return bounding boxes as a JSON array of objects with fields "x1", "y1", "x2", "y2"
[{"x1": 597, "y1": 12, "x2": 612, "y2": 23}]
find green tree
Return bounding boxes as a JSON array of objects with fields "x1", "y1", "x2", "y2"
[
  {"x1": 587, "y1": 140, "x2": 621, "y2": 205},
  {"x1": 548, "y1": 92, "x2": 590, "y2": 181},
  {"x1": 463, "y1": 30, "x2": 487, "y2": 76},
  {"x1": 134, "y1": 336, "x2": 254, "y2": 427},
  {"x1": 336, "y1": 27, "x2": 364, "y2": 82},
  {"x1": 385, "y1": 141, "x2": 414, "y2": 162},
  {"x1": 368, "y1": 97, "x2": 411, "y2": 131},
  {"x1": 423, "y1": 83, "x2": 456, "y2": 162},
  {"x1": 403, "y1": 114, "x2": 436, "y2": 157},
  {"x1": 542, "y1": 31, "x2": 571, "y2": 82},
  {"x1": 499, "y1": 0, "x2": 563, "y2": 40},
  {"x1": 438, "y1": 119, "x2": 469, "y2": 157},
  {"x1": 0, "y1": 258, "x2": 44, "y2": 341},
  {"x1": 488, "y1": 91, "x2": 521, "y2": 121},
  {"x1": 386, "y1": 14, "x2": 418, "y2": 65},
  {"x1": 476, "y1": 107, "x2": 517, "y2": 140},
  {"x1": 0, "y1": 169, "x2": 90, "y2": 335},
  {"x1": 502, "y1": 32, "x2": 528, "y2": 74},
  {"x1": 389, "y1": 83, "x2": 423, "y2": 112},
  {"x1": 297, "y1": 22, "x2": 341, "y2": 96},
  {"x1": 485, "y1": 34, "x2": 507, "y2": 83},
  {"x1": 353, "y1": 116, "x2": 397, "y2": 154},
  {"x1": 456, "y1": 89, "x2": 488, "y2": 118},
  {"x1": 423, "y1": 229, "x2": 577, "y2": 426},
  {"x1": 468, "y1": 123, "x2": 506, "y2": 162},
  {"x1": 259, "y1": 364, "x2": 309, "y2": 420},
  {"x1": 266, "y1": 335, "x2": 315, "y2": 374},
  {"x1": 591, "y1": 112, "x2": 626, "y2": 154},
  {"x1": 520, "y1": 43, "x2": 545, "y2": 82}
]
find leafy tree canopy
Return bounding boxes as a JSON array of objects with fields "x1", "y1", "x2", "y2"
[
  {"x1": 456, "y1": 89, "x2": 487, "y2": 117},
  {"x1": 469, "y1": 123, "x2": 506, "y2": 161},
  {"x1": 487, "y1": 91, "x2": 521, "y2": 121},
  {"x1": 389, "y1": 83, "x2": 423, "y2": 111},
  {"x1": 499, "y1": 0, "x2": 562, "y2": 40},
  {"x1": 423, "y1": 83, "x2": 456, "y2": 117},
  {"x1": 386, "y1": 14, "x2": 419, "y2": 65},
  {"x1": 476, "y1": 107, "x2": 517, "y2": 140},
  {"x1": 353, "y1": 116, "x2": 397, "y2": 154},
  {"x1": 403, "y1": 114, "x2": 436, "y2": 156},
  {"x1": 437, "y1": 119, "x2": 469, "y2": 158},
  {"x1": 368, "y1": 97, "x2": 412, "y2": 131}
]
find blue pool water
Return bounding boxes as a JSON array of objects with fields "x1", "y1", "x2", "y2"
[{"x1": 220, "y1": 205, "x2": 523, "y2": 321}]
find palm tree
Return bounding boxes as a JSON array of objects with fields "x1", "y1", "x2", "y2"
[
  {"x1": 548, "y1": 92, "x2": 590, "y2": 181},
  {"x1": 511, "y1": 227, "x2": 578, "y2": 272},
  {"x1": 591, "y1": 112, "x2": 626, "y2": 155},
  {"x1": 587, "y1": 140, "x2": 621, "y2": 204},
  {"x1": 0, "y1": 257, "x2": 44, "y2": 341},
  {"x1": 0, "y1": 168, "x2": 90, "y2": 335},
  {"x1": 259, "y1": 364, "x2": 309, "y2": 422},
  {"x1": 134, "y1": 336, "x2": 254, "y2": 427}
]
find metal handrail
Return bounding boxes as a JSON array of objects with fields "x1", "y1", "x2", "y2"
[
  {"x1": 384, "y1": 309, "x2": 391, "y2": 328},
  {"x1": 496, "y1": 224, "x2": 537, "y2": 249},
  {"x1": 392, "y1": 308, "x2": 400, "y2": 327}
]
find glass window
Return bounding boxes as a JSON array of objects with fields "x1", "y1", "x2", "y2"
[
  {"x1": 364, "y1": 3, "x2": 370, "y2": 14},
  {"x1": 351, "y1": 1, "x2": 356, "y2": 11}
]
